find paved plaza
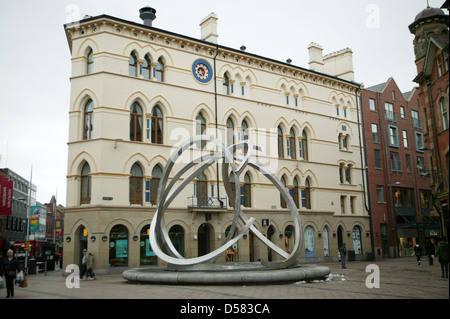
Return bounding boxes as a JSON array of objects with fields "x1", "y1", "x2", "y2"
[{"x1": 5, "y1": 257, "x2": 447, "y2": 301}]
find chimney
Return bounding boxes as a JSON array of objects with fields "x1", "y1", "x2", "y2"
[
  {"x1": 307, "y1": 42, "x2": 324, "y2": 73},
  {"x1": 200, "y1": 13, "x2": 218, "y2": 44},
  {"x1": 323, "y1": 48, "x2": 355, "y2": 82},
  {"x1": 139, "y1": 6, "x2": 156, "y2": 27}
]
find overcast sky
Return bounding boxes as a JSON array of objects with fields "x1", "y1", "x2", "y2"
[{"x1": 0, "y1": 0, "x2": 446, "y2": 205}]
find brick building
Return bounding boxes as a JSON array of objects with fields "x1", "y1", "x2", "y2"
[{"x1": 361, "y1": 78, "x2": 436, "y2": 258}]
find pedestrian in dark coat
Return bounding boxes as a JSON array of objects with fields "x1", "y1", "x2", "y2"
[
  {"x1": 339, "y1": 243, "x2": 347, "y2": 269},
  {"x1": 1, "y1": 249, "x2": 21, "y2": 298},
  {"x1": 425, "y1": 240, "x2": 435, "y2": 266},
  {"x1": 436, "y1": 240, "x2": 449, "y2": 278},
  {"x1": 414, "y1": 243, "x2": 422, "y2": 265}
]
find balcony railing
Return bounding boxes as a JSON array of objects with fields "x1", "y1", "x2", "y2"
[
  {"x1": 187, "y1": 196, "x2": 228, "y2": 208},
  {"x1": 385, "y1": 111, "x2": 397, "y2": 123}
]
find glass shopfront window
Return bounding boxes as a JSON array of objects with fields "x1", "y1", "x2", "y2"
[
  {"x1": 140, "y1": 225, "x2": 157, "y2": 266},
  {"x1": 109, "y1": 224, "x2": 128, "y2": 267}
]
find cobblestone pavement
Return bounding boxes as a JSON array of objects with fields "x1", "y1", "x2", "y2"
[{"x1": 4, "y1": 257, "x2": 448, "y2": 302}]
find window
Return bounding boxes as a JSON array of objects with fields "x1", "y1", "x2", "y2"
[
  {"x1": 196, "y1": 172, "x2": 207, "y2": 206},
  {"x1": 406, "y1": 154, "x2": 411, "y2": 173},
  {"x1": 437, "y1": 57, "x2": 443, "y2": 77},
  {"x1": 155, "y1": 58, "x2": 164, "y2": 82},
  {"x1": 130, "y1": 163, "x2": 143, "y2": 205},
  {"x1": 388, "y1": 125, "x2": 399, "y2": 147},
  {"x1": 223, "y1": 74, "x2": 230, "y2": 95},
  {"x1": 142, "y1": 55, "x2": 151, "y2": 80},
  {"x1": 86, "y1": 49, "x2": 94, "y2": 74},
  {"x1": 226, "y1": 117, "x2": 235, "y2": 146},
  {"x1": 376, "y1": 185, "x2": 385, "y2": 203},
  {"x1": 440, "y1": 98, "x2": 448, "y2": 130},
  {"x1": 243, "y1": 173, "x2": 251, "y2": 207},
  {"x1": 130, "y1": 102, "x2": 143, "y2": 142},
  {"x1": 280, "y1": 176, "x2": 287, "y2": 208},
  {"x1": 300, "y1": 130, "x2": 308, "y2": 160},
  {"x1": 369, "y1": 98, "x2": 376, "y2": 112},
  {"x1": 390, "y1": 151, "x2": 402, "y2": 172},
  {"x1": 444, "y1": 51, "x2": 449, "y2": 71},
  {"x1": 151, "y1": 105, "x2": 163, "y2": 144},
  {"x1": 129, "y1": 52, "x2": 138, "y2": 77},
  {"x1": 340, "y1": 195, "x2": 347, "y2": 214},
  {"x1": 302, "y1": 178, "x2": 311, "y2": 209},
  {"x1": 392, "y1": 90, "x2": 396, "y2": 101},
  {"x1": 374, "y1": 149, "x2": 382, "y2": 169},
  {"x1": 242, "y1": 119, "x2": 249, "y2": 154},
  {"x1": 292, "y1": 178, "x2": 299, "y2": 208},
  {"x1": 411, "y1": 110, "x2": 421, "y2": 129},
  {"x1": 393, "y1": 188, "x2": 413, "y2": 207},
  {"x1": 385, "y1": 102, "x2": 396, "y2": 122},
  {"x1": 83, "y1": 99, "x2": 94, "y2": 140},
  {"x1": 350, "y1": 196, "x2": 357, "y2": 214},
  {"x1": 196, "y1": 113, "x2": 206, "y2": 148},
  {"x1": 80, "y1": 163, "x2": 91, "y2": 204},
  {"x1": 288, "y1": 128, "x2": 296, "y2": 159},
  {"x1": 277, "y1": 126, "x2": 284, "y2": 158},
  {"x1": 400, "y1": 106, "x2": 405, "y2": 119},
  {"x1": 345, "y1": 165, "x2": 352, "y2": 184},
  {"x1": 402, "y1": 130, "x2": 408, "y2": 148},
  {"x1": 371, "y1": 124, "x2": 379, "y2": 143},
  {"x1": 415, "y1": 131, "x2": 424, "y2": 151},
  {"x1": 149, "y1": 165, "x2": 162, "y2": 205}
]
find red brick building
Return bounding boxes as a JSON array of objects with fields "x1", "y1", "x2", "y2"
[
  {"x1": 409, "y1": 4, "x2": 449, "y2": 240},
  {"x1": 361, "y1": 78, "x2": 437, "y2": 258}
]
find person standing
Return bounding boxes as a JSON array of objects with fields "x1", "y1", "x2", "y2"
[
  {"x1": 86, "y1": 252, "x2": 96, "y2": 280},
  {"x1": 414, "y1": 243, "x2": 422, "y2": 266},
  {"x1": 80, "y1": 249, "x2": 88, "y2": 280},
  {"x1": 1, "y1": 249, "x2": 21, "y2": 298},
  {"x1": 436, "y1": 239, "x2": 449, "y2": 278},
  {"x1": 339, "y1": 243, "x2": 347, "y2": 269},
  {"x1": 425, "y1": 240, "x2": 435, "y2": 266}
]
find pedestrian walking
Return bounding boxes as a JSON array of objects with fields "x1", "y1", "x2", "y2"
[
  {"x1": 414, "y1": 243, "x2": 422, "y2": 266},
  {"x1": 80, "y1": 249, "x2": 88, "y2": 280},
  {"x1": 436, "y1": 239, "x2": 449, "y2": 278},
  {"x1": 1, "y1": 249, "x2": 21, "y2": 298},
  {"x1": 86, "y1": 252, "x2": 96, "y2": 280},
  {"x1": 425, "y1": 239, "x2": 435, "y2": 266},
  {"x1": 339, "y1": 243, "x2": 347, "y2": 269}
]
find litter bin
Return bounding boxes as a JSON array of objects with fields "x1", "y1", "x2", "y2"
[
  {"x1": 28, "y1": 258, "x2": 37, "y2": 275},
  {"x1": 348, "y1": 250, "x2": 356, "y2": 261}
]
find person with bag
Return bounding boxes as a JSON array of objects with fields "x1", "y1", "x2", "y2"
[
  {"x1": 86, "y1": 252, "x2": 96, "y2": 280},
  {"x1": 1, "y1": 249, "x2": 21, "y2": 298}
]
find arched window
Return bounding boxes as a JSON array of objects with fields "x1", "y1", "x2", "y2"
[
  {"x1": 80, "y1": 163, "x2": 91, "y2": 204},
  {"x1": 242, "y1": 119, "x2": 249, "y2": 153},
  {"x1": 109, "y1": 225, "x2": 128, "y2": 267},
  {"x1": 300, "y1": 130, "x2": 308, "y2": 160},
  {"x1": 169, "y1": 225, "x2": 185, "y2": 257},
  {"x1": 86, "y1": 49, "x2": 94, "y2": 74},
  {"x1": 226, "y1": 117, "x2": 235, "y2": 146},
  {"x1": 140, "y1": 225, "x2": 157, "y2": 266},
  {"x1": 280, "y1": 176, "x2": 287, "y2": 208},
  {"x1": 151, "y1": 105, "x2": 163, "y2": 144},
  {"x1": 196, "y1": 172, "x2": 208, "y2": 206},
  {"x1": 292, "y1": 177, "x2": 299, "y2": 208},
  {"x1": 155, "y1": 58, "x2": 164, "y2": 82},
  {"x1": 223, "y1": 73, "x2": 230, "y2": 95},
  {"x1": 278, "y1": 126, "x2": 284, "y2": 158},
  {"x1": 83, "y1": 99, "x2": 94, "y2": 140},
  {"x1": 142, "y1": 55, "x2": 151, "y2": 80},
  {"x1": 440, "y1": 97, "x2": 448, "y2": 130},
  {"x1": 130, "y1": 102, "x2": 143, "y2": 142},
  {"x1": 149, "y1": 165, "x2": 162, "y2": 205},
  {"x1": 196, "y1": 113, "x2": 206, "y2": 149},
  {"x1": 304, "y1": 226, "x2": 315, "y2": 258},
  {"x1": 130, "y1": 163, "x2": 143, "y2": 205},
  {"x1": 243, "y1": 173, "x2": 251, "y2": 207},
  {"x1": 129, "y1": 52, "x2": 138, "y2": 77},
  {"x1": 289, "y1": 128, "x2": 296, "y2": 159},
  {"x1": 301, "y1": 178, "x2": 311, "y2": 209},
  {"x1": 323, "y1": 226, "x2": 330, "y2": 257}
]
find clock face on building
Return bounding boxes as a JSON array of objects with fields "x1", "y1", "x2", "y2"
[{"x1": 192, "y1": 59, "x2": 213, "y2": 83}]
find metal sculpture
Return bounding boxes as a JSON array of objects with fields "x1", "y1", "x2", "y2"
[{"x1": 149, "y1": 135, "x2": 303, "y2": 269}]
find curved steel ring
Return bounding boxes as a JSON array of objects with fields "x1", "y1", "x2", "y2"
[{"x1": 149, "y1": 135, "x2": 303, "y2": 269}]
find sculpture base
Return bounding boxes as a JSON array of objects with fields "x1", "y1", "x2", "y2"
[{"x1": 122, "y1": 262, "x2": 330, "y2": 285}]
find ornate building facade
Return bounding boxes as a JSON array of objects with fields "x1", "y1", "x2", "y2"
[{"x1": 63, "y1": 8, "x2": 370, "y2": 271}]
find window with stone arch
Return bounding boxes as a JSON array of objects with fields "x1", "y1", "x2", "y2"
[
  {"x1": 196, "y1": 112, "x2": 207, "y2": 149},
  {"x1": 130, "y1": 102, "x2": 143, "y2": 142},
  {"x1": 129, "y1": 51, "x2": 138, "y2": 77},
  {"x1": 80, "y1": 162, "x2": 91, "y2": 204},
  {"x1": 142, "y1": 55, "x2": 151, "y2": 80},
  {"x1": 149, "y1": 164, "x2": 162, "y2": 205},
  {"x1": 83, "y1": 99, "x2": 94, "y2": 140},
  {"x1": 86, "y1": 48, "x2": 94, "y2": 74},
  {"x1": 151, "y1": 105, "x2": 163, "y2": 144},
  {"x1": 130, "y1": 162, "x2": 143, "y2": 205},
  {"x1": 155, "y1": 58, "x2": 164, "y2": 82}
]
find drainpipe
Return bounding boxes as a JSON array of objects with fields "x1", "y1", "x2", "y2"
[
  {"x1": 213, "y1": 45, "x2": 221, "y2": 201},
  {"x1": 356, "y1": 86, "x2": 375, "y2": 261}
]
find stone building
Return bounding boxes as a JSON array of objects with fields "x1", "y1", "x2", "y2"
[{"x1": 63, "y1": 7, "x2": 370, "y2": 271}]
